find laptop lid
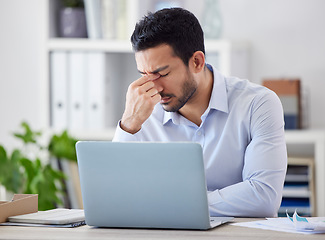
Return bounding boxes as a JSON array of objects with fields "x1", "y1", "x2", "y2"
[{"x1": 76, "y1": 141, "x2": 230, "y2": 230}]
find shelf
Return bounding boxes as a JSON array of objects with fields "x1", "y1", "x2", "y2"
[
  {"x1": 280, "y1": 156, "x2": 315, "y2": 216},
  {"x1": 282, "y1": 192, "x2": 310, "y2": 198},
  {"x1": 287, "y1": 157, "x2": 314, "y2": 165},
  {"x1": 48, "y1": 38, "x2": 248, "y2": 53},
  {"x1": 48, "y1": 38, "x2": 133, "y2": 52},
  {"x1": 285, "y1": 129, "x2": 325, "y2": 143},
  {"x1": 284, "y1": 130, "x2": 325, "y2": 216},
  {"x1": 282, "y1": 186, "x2": 310, "y2": 198},
  {"x1": 70, "y1": 128, "x2": 116, "y2": 141}
]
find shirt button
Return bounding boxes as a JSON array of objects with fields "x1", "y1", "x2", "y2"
[{"x1": 197, "y1": 131, "x2": 202, "y2": 136}]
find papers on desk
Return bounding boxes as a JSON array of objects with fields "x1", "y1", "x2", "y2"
[
  {"x1": 232, "y1": 210, "x2": 325, "y2": 234},
  {"x1": 286, "y1": 210, "x2": 325, "y2": 232}
]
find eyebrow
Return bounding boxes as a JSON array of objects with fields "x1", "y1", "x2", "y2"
[{"x1": 138, "y1": 65, "x2": 169, "y2": 75}]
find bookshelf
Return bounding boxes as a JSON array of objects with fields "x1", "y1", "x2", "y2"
[
  {"x1": 44, "y1": 0, "x2": 249, "y2": 140},
  {"x1": 42, "y1": 2, "x2": 325, "y2": 216},
  {"x1": 285, "y1": 130, "x2": 325, "y2": 217},
  {"x1": 279, "y1": 157, "x2": 315, "y2": 216},
  {"x1": 42, "y1": 0, "x2": 249, "y2": 208}
]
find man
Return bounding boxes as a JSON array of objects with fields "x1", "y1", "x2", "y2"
[{"x1": 113, "y1": 8, "x2": 287, "y2": 217}]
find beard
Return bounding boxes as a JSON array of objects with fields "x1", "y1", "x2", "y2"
[{"x1": 160, "y1": 73, "x2": 197, "y2": 112}]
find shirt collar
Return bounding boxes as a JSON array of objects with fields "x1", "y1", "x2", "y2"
[
  {"x1": 207, "y1": 64, "x2": 229, "y2": 113},
  {"x1": 162, "y1": 64, "x2": 229, "y2": 125},
  {"x1": 163, "y1": 111, "x2": 179, "y2": 125}
]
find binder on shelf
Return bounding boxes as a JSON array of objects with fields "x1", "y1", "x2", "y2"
[
  {"x1": 116, "y1": 0, "x2": 127, "y2": 40},
  {"x1": 263, "y1": 78, "x2": 301, "y2": 129},
  {"x1": 102, "y1": 0, "x2": 116, "y2": 40},
  {"x1": 85, "y1": 52, "x2": 106, "y2": 130},
  {"x1": 50, "y1": 51, "x2": 68, "y2": 130},
  {"x1": 84, "y1": 0, "x2": 102, "y2": 39},
  {"x1": 68, "y1": 51, "x2": 87, "y2": 130},
  {"x1": 101, "y1": 0, "x2": 128, "y2": 40}
]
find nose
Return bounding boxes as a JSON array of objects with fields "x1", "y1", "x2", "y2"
[{"x1": 153, "y1": 79, "x2": 164, "y2": 93}]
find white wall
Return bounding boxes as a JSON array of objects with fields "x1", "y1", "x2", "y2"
[
  {"x1": 218, "y1": 0, "x2": 325, "y2": 128},
  {"x1": 0, "y1": 0, "x2": 43, "y2": 149}
]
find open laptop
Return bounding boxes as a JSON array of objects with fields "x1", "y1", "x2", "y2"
[{"x1": 76, "y1": 141, "x2": 233, "y2": 230}]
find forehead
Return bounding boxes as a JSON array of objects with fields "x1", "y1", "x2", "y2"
[{"x1": 135, "y1": 44, "x2": 180, "y2": 73}]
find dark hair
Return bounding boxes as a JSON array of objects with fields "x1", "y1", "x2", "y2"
[{"x1": 131, "y1": 8, "x2": 205, "y2": 66}]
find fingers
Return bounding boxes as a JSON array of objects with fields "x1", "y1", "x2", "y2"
[
  {"x1": 129, "y1": 73, "x2": 161, "y2": 97},
  {"x1": 146, "y1": 87, "x2": 160, "y2": 97},
  {"x1": 121, "y1": 73, "x2": 162, "y2": 134},
  {"x1": 132, "y1": 73, "x2": 160, "y2": 87},
  {"x1": 151, "y1": 92, "x2": 162, "y2": 104}
]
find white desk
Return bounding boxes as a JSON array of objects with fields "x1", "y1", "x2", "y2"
[{"x1": 0, "y1": 218, "x2": 323, "y2": 240}]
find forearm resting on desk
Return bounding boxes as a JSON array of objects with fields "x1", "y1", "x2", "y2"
[{"x1": 208, "y1": 169, "x2": 286, "y2": 218}]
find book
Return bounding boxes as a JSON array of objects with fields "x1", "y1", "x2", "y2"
[
  {"x1": 263, "y1": 78, "x2": 301, "y2": 129},
  {"x1": 116, "y1": 0, "x2": 127, "y2": 40},
  {"x1": 263, "y1": 78, "x2": 302, "y2": 128},
  {"x1": 84, "y1": 0, "x2": 102, "y2": 39},
  {"x1": 102, "y1": 0, "x2": 116, "y2": 39},
  {"x1": 102, "y1": 0, "x2": 128, "y2": 40}
]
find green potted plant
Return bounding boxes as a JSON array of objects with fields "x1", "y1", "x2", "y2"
[{"x1": 0, "y1": 122, "x2": 78, "y2": 210}]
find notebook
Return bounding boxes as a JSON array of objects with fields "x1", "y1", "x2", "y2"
[
  {"x1": 6, "y1": 208, "x2": 85, "y2": 227},
  {"x1": 76, "y1": 141, "x2": 233, "y2": 230}
]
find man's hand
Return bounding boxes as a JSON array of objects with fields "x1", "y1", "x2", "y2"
[{"x1": 120, "y1": 74, "x2": 161, "y2": 134}]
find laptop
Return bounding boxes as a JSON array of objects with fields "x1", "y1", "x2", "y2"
[{"x1": 76, "y1": 141, "x2": 233, "y2": 230}]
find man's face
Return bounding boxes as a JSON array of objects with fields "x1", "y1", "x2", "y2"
[{"x1": 135, "y1": 44, "x2": 197, "y2": 112}]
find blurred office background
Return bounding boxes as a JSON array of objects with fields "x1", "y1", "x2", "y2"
[
  {"x1": 1, "y1": 0, "x2": 325, "y2": 147},
  {"x1": 0, "y1": 0, "x2": 325, "y2": 215}
]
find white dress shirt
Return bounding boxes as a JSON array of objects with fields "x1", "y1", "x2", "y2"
[{"x1": 113, "y1": 65, "x2": 287, "y2": 217}]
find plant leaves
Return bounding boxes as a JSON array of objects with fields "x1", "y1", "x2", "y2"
[
  {"x1": 0, "y1": 148, "x2": 24, "y2": 193},
  {"x1": 13, "y1": 121, "x2": 41, "y2": 144},
  {"x1": 21, "y1": 158, "x2": 66, "y2": 210},
  {"x1": 1, "y1": 122, "x2": 76, "y2": 211},
  {"x1": 48, "y1": 130, "x2": 78, "y2": 161},
  {"x1": 0, "y1": 145, "x2": 8, "y2": 184}
]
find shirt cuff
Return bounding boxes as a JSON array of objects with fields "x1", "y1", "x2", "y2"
[{"x1": 112, "y1": 120, "x2": 139, "y2": 142}]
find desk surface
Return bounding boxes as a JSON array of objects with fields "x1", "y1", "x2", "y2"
[{"x1": 0, "y1": 218, "x2": 323, "y2": 240}]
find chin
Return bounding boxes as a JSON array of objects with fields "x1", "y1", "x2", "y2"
[
  {"x1": 161, "y1": 103, "x2": 174, "y2": 112},
  {"x1": 161, "y1": 102, "x2": 184, "y2": 113}
]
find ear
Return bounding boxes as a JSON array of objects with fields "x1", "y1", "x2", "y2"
[{"x1": 189, "y1": 51, "x2": 205, "y2": 73}]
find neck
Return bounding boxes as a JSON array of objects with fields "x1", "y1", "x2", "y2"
[{"x1": 178, "y1": 66, "x2": 213, "y2": 126}]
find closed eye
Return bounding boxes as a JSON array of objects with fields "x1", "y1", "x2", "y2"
[{"x1": 159, "y1": 72, "x2": 169, "y2": 77}]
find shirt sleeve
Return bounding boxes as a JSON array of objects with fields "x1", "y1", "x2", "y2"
[
  {"x1": 112, "y1": 120, "x2": 141, "y2": 142},
  {"x1": 208, "y1": 90, "x2": 288, "y2": 217}
]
